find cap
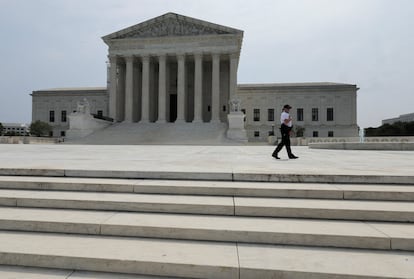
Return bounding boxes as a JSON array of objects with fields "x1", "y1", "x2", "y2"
[{"x1": 283, "y1": 104, "x2": 292, "y2": 109}]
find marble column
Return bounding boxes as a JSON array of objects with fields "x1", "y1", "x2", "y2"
[
  {"x1": 157, "y1": 55, "x2": 167, "y2": 123},
  {"x1": 117, "y1": 63, "x2": 126, "y2": 122},
  {"x1": 141, "y1": 55, "x2": 150, "y2": 123},
  {"x1": 193, "y1": 53, "x2": 203, "y2": 123},
  {"x1": 211, "y1": 53, "x2": 221, "y2": 123},
  {"x1": 176, "y1": 54, "x2": 186, "y2": 123},
  {"x1": 124, "y1": 56, "x2": 134, "y2": 122},
  {"x1": 108, "y1": 56, "x2": 118, "y2": 121},
  {"x1": 229, "y1": 53, "x2": 239, "y2": 101}
]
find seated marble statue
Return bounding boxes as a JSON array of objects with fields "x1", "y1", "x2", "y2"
[
  {"x1": 76, "y1": 98, "x2": 91, "y2": 115},
  {"x1": 229, "y1": 99, "x2": 241, "y2": 112}
]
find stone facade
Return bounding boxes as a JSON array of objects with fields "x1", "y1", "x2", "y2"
[
  {"x1": 237, "y1": 83, "x2": 359, "y2": 141},
  {"x1": 31, "y1": 88, "x2": 108, "y2": 137},
  {"x1": 103, "y1": 13, "x2": 242, "y2": 124},
  {"x1": 31, "y1": 13, "x2": 359, "y2": 142}
]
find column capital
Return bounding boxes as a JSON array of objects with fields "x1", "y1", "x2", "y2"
[
  {"x1": 141, "y1": 55, "x2": 150, "y2": 62},
  {"x1": 229, "y1": 52, "x2": 240, "y2": 60},
  {"x1": 176, "y1": 53, "x2": 186, "y2": 61},
  {"x1": 194, "y1": 52, "x2": 203, "y2": 60},
  {"x1": 124, "y1": 56, "x2": 134, "y2": 63},
  {"x1": 211, "y1": 52, "x2": 221, "y2": 60},
  {"x1": 108, "y1": 55, "x2": 118, "y2": 63}
]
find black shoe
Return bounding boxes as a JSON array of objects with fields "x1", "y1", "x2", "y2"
[
  {"x1": 272, "y1": 154, "x2": 280, "y2": 160},
  {"x1": 289, "y1": 155, "x2": 299, "y2": 159}
]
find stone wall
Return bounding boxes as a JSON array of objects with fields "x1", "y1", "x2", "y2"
[{"x1": 0, "y1": 136, "x2": 61, "y2": 144}]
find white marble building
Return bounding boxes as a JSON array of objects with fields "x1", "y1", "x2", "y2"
[
  {"x1": 238, "y1": 83, "x2": 358, "y2": 141},
  {"x1": 31, "y1": 88, "x2": 108, "y2": 137},
  {"x1": 31, "y1": 13, "x2": 359, "y2": 142}
]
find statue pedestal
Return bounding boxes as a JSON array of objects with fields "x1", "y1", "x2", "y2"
[
  {"x1": 66, "y1": 113, "x2": 112, "y2": 140},
  {"x1": 227, "y1": 112, "x2": 248, "y2": 142}
]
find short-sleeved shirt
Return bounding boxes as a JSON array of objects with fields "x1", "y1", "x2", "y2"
[{"x1": 280, "y1": 111, "x2": 292, "y2": 127}]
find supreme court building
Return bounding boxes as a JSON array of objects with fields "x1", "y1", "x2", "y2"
[{"x1": 32, "y1": 13, "x2": 359, "y2": 142}]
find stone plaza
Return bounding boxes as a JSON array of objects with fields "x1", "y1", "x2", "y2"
[{"x1": 0, "y1": 144, "x2": 413, "y2": 278}]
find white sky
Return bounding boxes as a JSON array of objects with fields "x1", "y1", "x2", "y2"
[{"x1": 0, "y1": 0, "x2": 413, "y2": 128}]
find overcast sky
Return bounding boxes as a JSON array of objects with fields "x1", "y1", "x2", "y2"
[{"x1": 0, "y1": 0, "x2": 413, "y2": 128}]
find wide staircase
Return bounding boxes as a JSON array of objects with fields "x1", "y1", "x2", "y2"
[
  {"x1": 0, "y1": 170, "x2": 413, "y2": 278},
  {"x1": 66, "y1": 122, "x2": 235, "y2": 145}
]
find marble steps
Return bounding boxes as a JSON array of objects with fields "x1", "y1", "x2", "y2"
[
  {"x1": 0, "y1": 206, "x2": 413, "y2": 251},
  {"x1": 1, "y1": 188, "x2": 414, "y2": 222},
  {"x1": 0, "y1": 265, "x2": 177, "y2": 279},
  {"x1": 0, "y1": 176, "x2": 414, "y2": 201},
  {"x1": 0, "y1": 230, "x2": 413, "y2": 279},
  {"x1": 1, "y1": 175, "x2": 414, "y2": 278},
  {"x1": 1, "y1": 168, "x2": 413, "y2": 185}
]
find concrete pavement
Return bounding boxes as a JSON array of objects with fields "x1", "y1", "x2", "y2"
[{"x1": 0, "y1": 144, "x2": 413, "y2": 182}]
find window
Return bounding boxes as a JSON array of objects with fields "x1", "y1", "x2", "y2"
[
  {"x1": 223, "y1": 105, "x2": 226, "y2": 112},
  {"x1": 327, "y1": 108, "x2": 334, "y2": 121},
  {"x1": 97, "y1": 110, "x2": 103, "y2": 117},
  {"x1": 61, "y1": 110, "x2": 67, "y2": 122},
  {"x1": 49, "y1": 111, "x2": 55, "y2": 122},
  {"x1": 254, "y1": 131, "x2": 260, "y2": 137},
  {"x1": 328, "y1": 131, "x2": 334, "y2": 137},
  {"x1": 241, "y1": 109, "x2": 246, "y2": 122},
  {"x1": 313, "y1": 131, "x2": 319, "y2": 137},
  {"x1": 297, "y1": 108, "x2": 304, "y2": 121},
  {"x1": 61, "y1": 131, "x2": 66, "y2": 137},
  {"x1": 312, "y1": 108, "x2": 319, "y2": 121},
  {"x1": 49, "y1": 131, "x2": 53, "y2": 137},
  {"x1": 267, "y1": 109, "x2": 274, "y2": 121},
  {"x1": 253, "y1": 109, "x2": 260, "y2": 121}
]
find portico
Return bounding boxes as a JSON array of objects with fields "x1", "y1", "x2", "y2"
[{"x1": 103, "y1": 13, "x2": 243, "y2": 124}]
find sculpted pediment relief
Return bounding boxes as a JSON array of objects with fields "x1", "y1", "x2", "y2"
[
  {"x1": 103, "y1": 13, "x2": 242, "y2": 41},
  {"x1": 117, "y1": 17, "x2": 228, "y2": 39}
]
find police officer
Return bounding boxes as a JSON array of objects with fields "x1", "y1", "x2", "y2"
[{"x1": 272, "y1": 104, "x2": 299, "y2": 159}]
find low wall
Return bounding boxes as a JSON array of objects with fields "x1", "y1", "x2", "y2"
[
  {"x1": 0, "y1": 136, "x2": 61, "y2": 144},
  {"x1": 296, "y1": 136, "x2": 414, "y2": 146},
  {"x1": 309, "y1": 142, "x2": 414, "y2": 151}
]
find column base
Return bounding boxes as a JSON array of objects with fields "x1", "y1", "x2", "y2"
[
  {"x1": 156, "y1": 119, "x2": 167, "y2": 124},
  {"x1": 192, "y1": 119, "x2": 203, "y2": 124},
  {"x1": 174, "y1": 119, "x2": 186, "y2": 124},
  {"x1": 139, "y1": 119, "x2": 150, "y2": 124},
  {"x1": 209, "y1": 119, "x2": 221, "y2": 124}
]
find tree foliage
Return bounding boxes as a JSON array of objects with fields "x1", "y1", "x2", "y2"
[
  {"x1": 365, "y1": 121, "x2": 414, "y2": 136},
  {"x1": 30, "y1": 120, "x2": 52, "y2": 137}
]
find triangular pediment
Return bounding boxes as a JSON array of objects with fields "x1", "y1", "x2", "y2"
[{"x1": 103, "y1": 13, "x2": 243, "y2": 41}]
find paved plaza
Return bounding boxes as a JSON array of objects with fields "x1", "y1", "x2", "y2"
[
  {"x1": 0, "y1": 144, "x2": 413, "y2": 178},
  {"x1": 0, "y1": 143, "x2": 414, "y2": 278}
]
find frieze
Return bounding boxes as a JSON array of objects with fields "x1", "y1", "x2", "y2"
[{"x1": 115, "y1": 17, "x2": 229, "y2": 39}]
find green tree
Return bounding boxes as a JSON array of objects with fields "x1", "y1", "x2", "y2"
[
  {"x1": 365, "y1": 121, "x2": 414, "y2": 136},
  {"x1": 0, "y1": 122, "x2": 3, "y2": 136},
  {"x1": 30, "y1": 120, "x2": 52, "y2": 137}
]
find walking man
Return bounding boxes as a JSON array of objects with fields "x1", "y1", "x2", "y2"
[{"x1": 272, "y1": 104, "x2": 299, "y2": 159}]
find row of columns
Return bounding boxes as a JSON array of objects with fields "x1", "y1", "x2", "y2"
[{"x1": 108, "y1": 52, "x2": 239, "y2": 123}]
